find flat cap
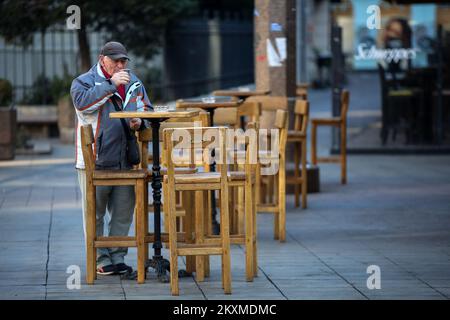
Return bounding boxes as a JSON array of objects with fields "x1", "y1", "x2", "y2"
[{"x1": 100, "y1": 41, "x2": 130, "y2": 60}]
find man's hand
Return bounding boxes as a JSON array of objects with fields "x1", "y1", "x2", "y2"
[
  {"x1": 110, "y1": 70, "x2": 130, "y2": 87},
  {"x1": 129, "y1": 118, "x2": 142, "y2": 131}
]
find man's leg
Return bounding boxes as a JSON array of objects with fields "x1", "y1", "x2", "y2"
[
  {"x1": 107, "y1": 185, "x2": 135, "y2": 266},
  {"x1": 95, "y1": 185, "x2": 114, "y2": 268},
  {"x1": 77, "y1": 169, "x2": 113, "y2": 270},
  {"x1": 76, "y1": 170, "x2": 88, "y2": 241}
]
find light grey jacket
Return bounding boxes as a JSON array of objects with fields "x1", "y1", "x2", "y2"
[{"x1": 71, "y1": 63, "x2": 152, "y2": 169}]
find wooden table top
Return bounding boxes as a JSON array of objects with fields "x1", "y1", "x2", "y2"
[
  {"x1": 176, "y1": 100, "x2": 242, "y2": 109},
  {"x1": 212, "y1": 90, "x2": 270, "y2": 98},
  {"x1": 110, "y1": 110, "x2": 200, "y2": 119}
]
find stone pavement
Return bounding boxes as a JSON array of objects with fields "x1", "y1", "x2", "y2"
[{"x1": 1, "y1": 137, "x2": 450, "y2": 300}]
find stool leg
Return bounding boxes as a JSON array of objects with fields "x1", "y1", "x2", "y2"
[
  {"x1": 341, "y1": 123, "x2": 347, "y2": 184},
  {"x1": 273, "y1": 173, "x2": 279, "y2": 240},
  {"x1": 86, "y1": 180, "x2": 96, "y2": 284},
  {"x1": 255, "y1": 163, "x2": 261, "y2": 207},
  {"x1": 136, "y1": 180, "x2": 146, "y2": 284},
  {"x1": 220, "y1": 185, "x2": 232, "y2": 294},
  {"x1": 294, "y1": 142, "x2": 300, "y2": 207},
  {"x1": 194, "y1": 191, "x2": 205, "y2": 282},
  {"x1": 168, "y1": 186, "x2": 179, "y2": 296},
  {"x1": 245, "y1": 176, "x2": 254, "y2": 282},
  {"x1": 163, "y1": 184, "x2": 169, "y2": 233},
  {"x1": 183, "y1": 191, "x2": 195, "y2": 274},
  {"x1": 203, "y1": 191, "x2": 210, "y2": 278},
  {"x1": 144, "y1": 181, "x2": 149, "y2": 262},
  {"x1": 268, "y1": 174, "x2": 274, "y2": 204},
  {"x1": 279, "y1": 157, "x2": 286, "y2": 242},
  {"x1": 237, "y1": 185, "x2": 245, "y2": 234},
  {"x1": 252, "y1": 180, "x2": 258, "y2": 277},
  {"x1": 301, "y1": 139, "x2": 307, "y2": 209},
  {"x1": 229, "y1": 187, "x2": 236, "y2": 234},
  {"x1": 311, "y1": 123, "x2": 317, "y2": 165}
]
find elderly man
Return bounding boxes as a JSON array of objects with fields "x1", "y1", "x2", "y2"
[{"x1": 71, "y1": 41, "x2": 152, "y2": 275}]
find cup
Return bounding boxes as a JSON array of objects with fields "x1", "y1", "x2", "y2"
[
  {"x1": 202, "y1": 96, "x2": 216, "y2": 103},
  {"x1": 154, "y1": 105, "x2": 169, "y2": 112}
]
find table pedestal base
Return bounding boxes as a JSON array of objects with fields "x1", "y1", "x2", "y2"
[{"x1": 147, "y1": 256, "x2": 170, "y2": 282}]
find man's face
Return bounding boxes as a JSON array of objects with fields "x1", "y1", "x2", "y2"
[
  {"x1": 100, "y1": 55, "x2": 128, "y2": 75},
  {"x1": 386, "y1": 21, "x2": 403, "y2": 40}
]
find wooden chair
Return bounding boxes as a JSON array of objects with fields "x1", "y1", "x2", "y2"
[
  {"x1": 227, "y1": 122, "x2": 258, "y2": 280},
  {"x1": 286, "y1": 99, "x2": 309, "y2": 208},
  {"x1": 202, "y1": 116, "x2": 259, "y2": 282},
  {"x1": 163, "y1": 126, "x2": 232, "y2": 295},
  {"x1": 138, "y1": 111, "x2": 210, "y2": 275},
  {"x1": 80, "y1": 124, "x2": 149, "y2": 284},
  {"x1": 245, "y1": 96, "x2": 288, "y2": 207},
  {"x1": 311, "y1": 90, "x2": 349, "y2": 184},
  {"x1": 257, "y1": 109, "x2": 289, "y2": 242}
]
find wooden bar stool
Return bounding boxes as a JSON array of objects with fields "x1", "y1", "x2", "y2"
[
  {"x1": 311, "y1": 90, "x2": 350, "y2": 184},
  {"x1": 80, "y1": 124, "x2": 149, "y2": 284},
  {"x1": 245, "y1": 96, "x2": 288, "y2": 208},
  {"x1": 286, "y1": 99, "x2": 309, "y2": 208},
  {"x1": 257, "y1": 109, "x2": 289, "y2": 242},
  {"x1": 200, "y1": 121, "x2": 259, "y2": 282},
  {"x1": 228, "y1": 122, "x2": 258, "y2": 281},
  {"x1": 163, "y1": 126, "x2": 232, "y2": 295},
  {"x1": 138, "y1": 111, "x2": 210, "y2": 275}
]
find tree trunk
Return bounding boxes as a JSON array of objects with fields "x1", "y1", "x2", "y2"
[{"x1": 77, "y1": 24, "x2": 91, "y2": 72}]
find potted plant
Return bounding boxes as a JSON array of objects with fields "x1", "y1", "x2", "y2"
[
  {"x1": 51, "y1": 72, "x2": 75, "y2": 144},
  {"x1": 0, "y1": 78, "x2": 16, "y2": 160}
]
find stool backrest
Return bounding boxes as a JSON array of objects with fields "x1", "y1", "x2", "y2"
[
  {"x1": 246, "y1": 96, "x2": 288, "y2": 131},
  {"x1": 80, "y1": 124, "x2": 95, "y2": 174},
  {"x1": 237, "y1": 101, "x2": 262, "y2": 129},
  {"x1": 246, "y1": 96, "x2": 288, "y2": 111},
  {"x1": 213, "y1": 107, "x2": 239, "y2": 127},
  {"x1": 275, "y1": 109, "x2": 289, "y2": 159},
  {"x1": 293, "y1": 99, "x2": 309, "y2": 135},
  {"x1": 138, "y1": 111, "x2": 210, "y2": 169},
  {"x1": 243, "y1": 122, "x2": 259, "y2": 176},
  {"x1": 163, "y1": 126, "x2": 229, "y2": 177},
  {"x1": 296, "y1": 83, "x2": 309, "y2": 100}
]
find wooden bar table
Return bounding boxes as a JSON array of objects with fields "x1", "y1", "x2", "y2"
[
  {"x1": 110, "y1": 109, "x2": 199, "y2": 282},
  {"x1": 212, "y1": 90, "x2": 270, "y2": 127},
  {"x1": 212, "y1": 89, "x2": 270, "y2": 101},
  {"x1": 176, "y1": 99, "x2": 242, "y2": 234}
]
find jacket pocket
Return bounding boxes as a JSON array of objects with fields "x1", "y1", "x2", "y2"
[
  {"x1": 95, "y1": 132, "x2": 121, "y2": 169},
  {"x1": 96, "y1": 132, "x2": 103, "y2": 158}
]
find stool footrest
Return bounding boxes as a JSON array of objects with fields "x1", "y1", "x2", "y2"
[
  {"x1": 203, "y1": 234, "x2": 245, "y2": 245},
  {"x1": 286, "y1": 176, "x2": 305, "y2": 184},
  {"x1": 257, "y1": 205, "x2": 278, "y2": 212},
  {"x1": 95, "y1": 236, "x2": 136, "y2": 248},
  {"x1": 145, "y1": 232, "x2": 185, "y2": 243},
  {"x1": 177, "y1": 244, "x2": 223, "y2": 256},
  {"x1": 317, "y1": 157, "x2": 340, "y2": 163}
]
